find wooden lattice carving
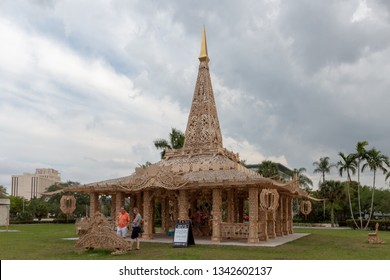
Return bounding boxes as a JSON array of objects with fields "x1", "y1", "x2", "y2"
[
  {"x1": 75, "y1": 211, "x2": 131, "y2": 254},
  {"x1": 60, "y1": 195, "x2": 76, "y2": 215},
  {"x1": 221, "y1": 222, "x2": 249, "y2": 239},
  {"x1": 300, "y1": 200, "x2": 312, "y2": 220},
  {"x1": 259, "y1": 189, "x2": 279, "y2": 211}
]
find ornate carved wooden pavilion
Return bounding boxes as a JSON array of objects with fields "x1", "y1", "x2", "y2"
[{"x1": 65, "y1": 27, "x2": 309, "y2": 244}]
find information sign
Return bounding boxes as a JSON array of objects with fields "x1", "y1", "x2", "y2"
[{"x1": 173, "y1": 220, "x2": 195, "y2": 247}]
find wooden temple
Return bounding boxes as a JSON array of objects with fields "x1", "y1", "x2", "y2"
[{"x1": 65, "y1": 27, "x2": 309, "y2": 244}]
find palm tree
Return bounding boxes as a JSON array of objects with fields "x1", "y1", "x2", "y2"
[
  {"x1": 153, "y1": 128, "x2": 185, "y2": 158},
  {"x1": 319, "y1": 180, "x2": 345, "y2": 227},
  {"x1": 258, "y1": 160, "x2": 279, "y2": 179},
  {"x1": 313, "y1": 156, "x2": 336, "y2": 184},
  {"x1": 138, "y1": 161, "x2": 152, "y2": 168},
  {"x1": 355, "y1": 141, "x2": 369, "y2": 182},
  {"x1": 362, "y1": 148, "x2": 390, "y2": 229},
  {"x1": 337, "y1": 152, "x2": 359, "y2": 228},
  {"x1": 291, "y1": 168, "x2": 313, "y2": 193},
  {"x1": 0, "y1": 185, "x2": 8, "y2": 198},
  {"x1": 354, "y1": 141, "x2": 368, "y2": 227},
  {"x1": 386, "y1": 171, "x2": 390, "y2": 186}
]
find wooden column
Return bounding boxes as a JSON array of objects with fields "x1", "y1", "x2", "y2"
[
  {"x1": 275, "y1": 195, "x2": 283, "y2": 237},
  {"x1": 227, "y1": 189, "x2": 235, "y2": 223},
  {"x1": 89, "y1": 192, "x2": 99, "y2": 216},
  {"x1": 258, "y1": 207, "x2": 268, "y2": 241},
  {"x1": 211, "y1": 188, "x2": 222, "y2": 242},
  {"x1": 178, "y1": 190, "x2": 189, "y2": 221},
  {"x1": 282, "y1": 196, "x2": 288, "y2": 235},
  {"x1": 267, "y1": 210, "x2": 276, "y2": 239},
  {"x1": 287, "y1": 197, "x2": 293, "y2": 234},
  {"x1": 173, "y1": 196, "x2": 179, "y2": 222},
  {"x1": 248, "y1": 188, "x2": 259, "y2": 243},
  {"x1": 113, "y1": 192, "x2": 125, "y2": 220},
  {"x1": 142, "y1": 190, "x2": 153, "y2": 240},
  {"x1": 111, "y1": 194, "x2": 116, "y2": 219}
]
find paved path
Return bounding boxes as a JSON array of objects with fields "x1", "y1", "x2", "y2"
[
  {"x1": 62, "y1": 232, "x2": 311, "y2": 247},
  {"x1": 136, "y1": 232, "x2": 310, "y2": 247}
]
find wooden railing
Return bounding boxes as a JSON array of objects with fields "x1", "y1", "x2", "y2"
[{"x1": 221, "y1": 222, "x2": 249, "y2": 239}]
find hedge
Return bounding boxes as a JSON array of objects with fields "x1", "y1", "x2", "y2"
[{"x1": 346, "y1": 219, "x2": 390, "y2": 230}]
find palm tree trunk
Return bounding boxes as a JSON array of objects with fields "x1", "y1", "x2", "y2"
[
  {"x1": 357, "y1": 164, "x2": 363, "y2": 229},
  {"x1": 364, "y1": 171, "x2": 376, "y2": 229},
  {"x1": 347, "y1": 173, "x2": 359, "y2": 229},
  {"x1": 331, "y1": 204, "x2": 335, "y2": 227}
]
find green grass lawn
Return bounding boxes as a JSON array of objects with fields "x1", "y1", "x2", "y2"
[{"x1": 1, "y1": 224, "x2": 390, "y2": 260}]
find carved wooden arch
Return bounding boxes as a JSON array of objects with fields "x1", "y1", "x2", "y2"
[
  {"x1": 60, "y1": 195, "x2": 76, "y2": 215},
  {"x1": 259, "y1": 189, "x2": 279, "y2": 211},
  {"x1": 300, "y1": 200, "x2": 312, "y2": 219}
]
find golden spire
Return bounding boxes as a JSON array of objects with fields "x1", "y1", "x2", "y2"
[
  {"x1": 183, "y1": 25, "x2": 223, "y2": 151},
  {"x1": 198, "y1": 25, "x2": 209, "y2": 62}
]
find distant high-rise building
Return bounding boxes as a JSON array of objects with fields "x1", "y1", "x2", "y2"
[{"x1": 11, "y1": 168, "x2": 61, "y2": 199}]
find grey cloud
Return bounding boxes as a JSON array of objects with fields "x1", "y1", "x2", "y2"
[{"x1": 1, "y1": 0, "x2": 390, "y2": 191}]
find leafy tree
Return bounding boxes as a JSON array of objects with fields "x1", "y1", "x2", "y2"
[
  {"x1": 153, "y1": 128, "x2": 185, "y2": 159},
  {"x1": 362, "y1": 148, "x2": 390, "y2": 228},
  {"x1": 28, "y1": 197, "x2": 48, "y2": 221},
  {"x1": 43, "y1": 181, "x2": 89, "y2": 218},
  {"x1": 73, "y1": 191, "x2": 90, "y2": 217},
  {"x1": 9, "y1": 196, "x2": 28, "y2": 218},
  {"x1": 313, "y1": 156, "x2": 336, "y2": 184},
  {"x1": 99, "y1": 195, "x2": 112, "y2": 217},
  {"x1": 337, "y1": 152, "x2": 359, "y2": 228},
  {"x1": 257, "y1": 160, "x2": 279, "y2": 179},
  {"x1": 374, "y1": 188, "x2": 390, "y2": 214},
  {"x1": 319, "y1": 180, "x2": 345, "y2": 227},
  {"x1": 0, "y1": 185, "x2": 8, "y2": 198},
  {"x1": 385, "y1": 171, "x2": 390, "y2": 187}
]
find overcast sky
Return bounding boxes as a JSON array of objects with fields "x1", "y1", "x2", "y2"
[{"x1": 1, "y1": 0, "x2": 390, "y2": 194}]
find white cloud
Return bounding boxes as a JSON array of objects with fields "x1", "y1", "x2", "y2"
[{"x1": 351, "y1": 0, "x2": 372, "y2": 23}]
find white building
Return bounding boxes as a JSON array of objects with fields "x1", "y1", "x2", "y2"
[{"x1": 11, "y1": 168, "x2": 61, "y2": 199}]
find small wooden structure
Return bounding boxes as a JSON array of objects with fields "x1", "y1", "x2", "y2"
[
  {"x1": 368, "y1": 223, "x2": 383, "y2": 244},
  {"x1": 75, "y1": 211, "x2": 131, "y2": 254}
]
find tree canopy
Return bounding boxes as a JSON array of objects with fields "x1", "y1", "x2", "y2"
[
  {"x1": 0, "y1": 185, "x2": 8, "y2": 198},
  {"x1": 153, "y1": 128, "x2": 185, "y2": 158}
]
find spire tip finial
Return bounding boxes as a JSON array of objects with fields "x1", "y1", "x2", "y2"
[{"x1": 199, "y1": 25, "x2": 209, "y2": 62}]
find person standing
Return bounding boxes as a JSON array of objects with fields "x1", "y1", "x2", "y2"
[
  {"x1": 116, "y1": 207, "x2": 130, "y2": 238},
  {"x1": 192, "y1": 207, "x2": 202, "y2": 236},
  {"x1": 130, "y1": 207, "x2": 142, "y2": 250}
]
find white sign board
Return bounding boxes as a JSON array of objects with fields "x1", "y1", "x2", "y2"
[{"x1": 173, "y1": 220, "x2": 195, "y2": 247}]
